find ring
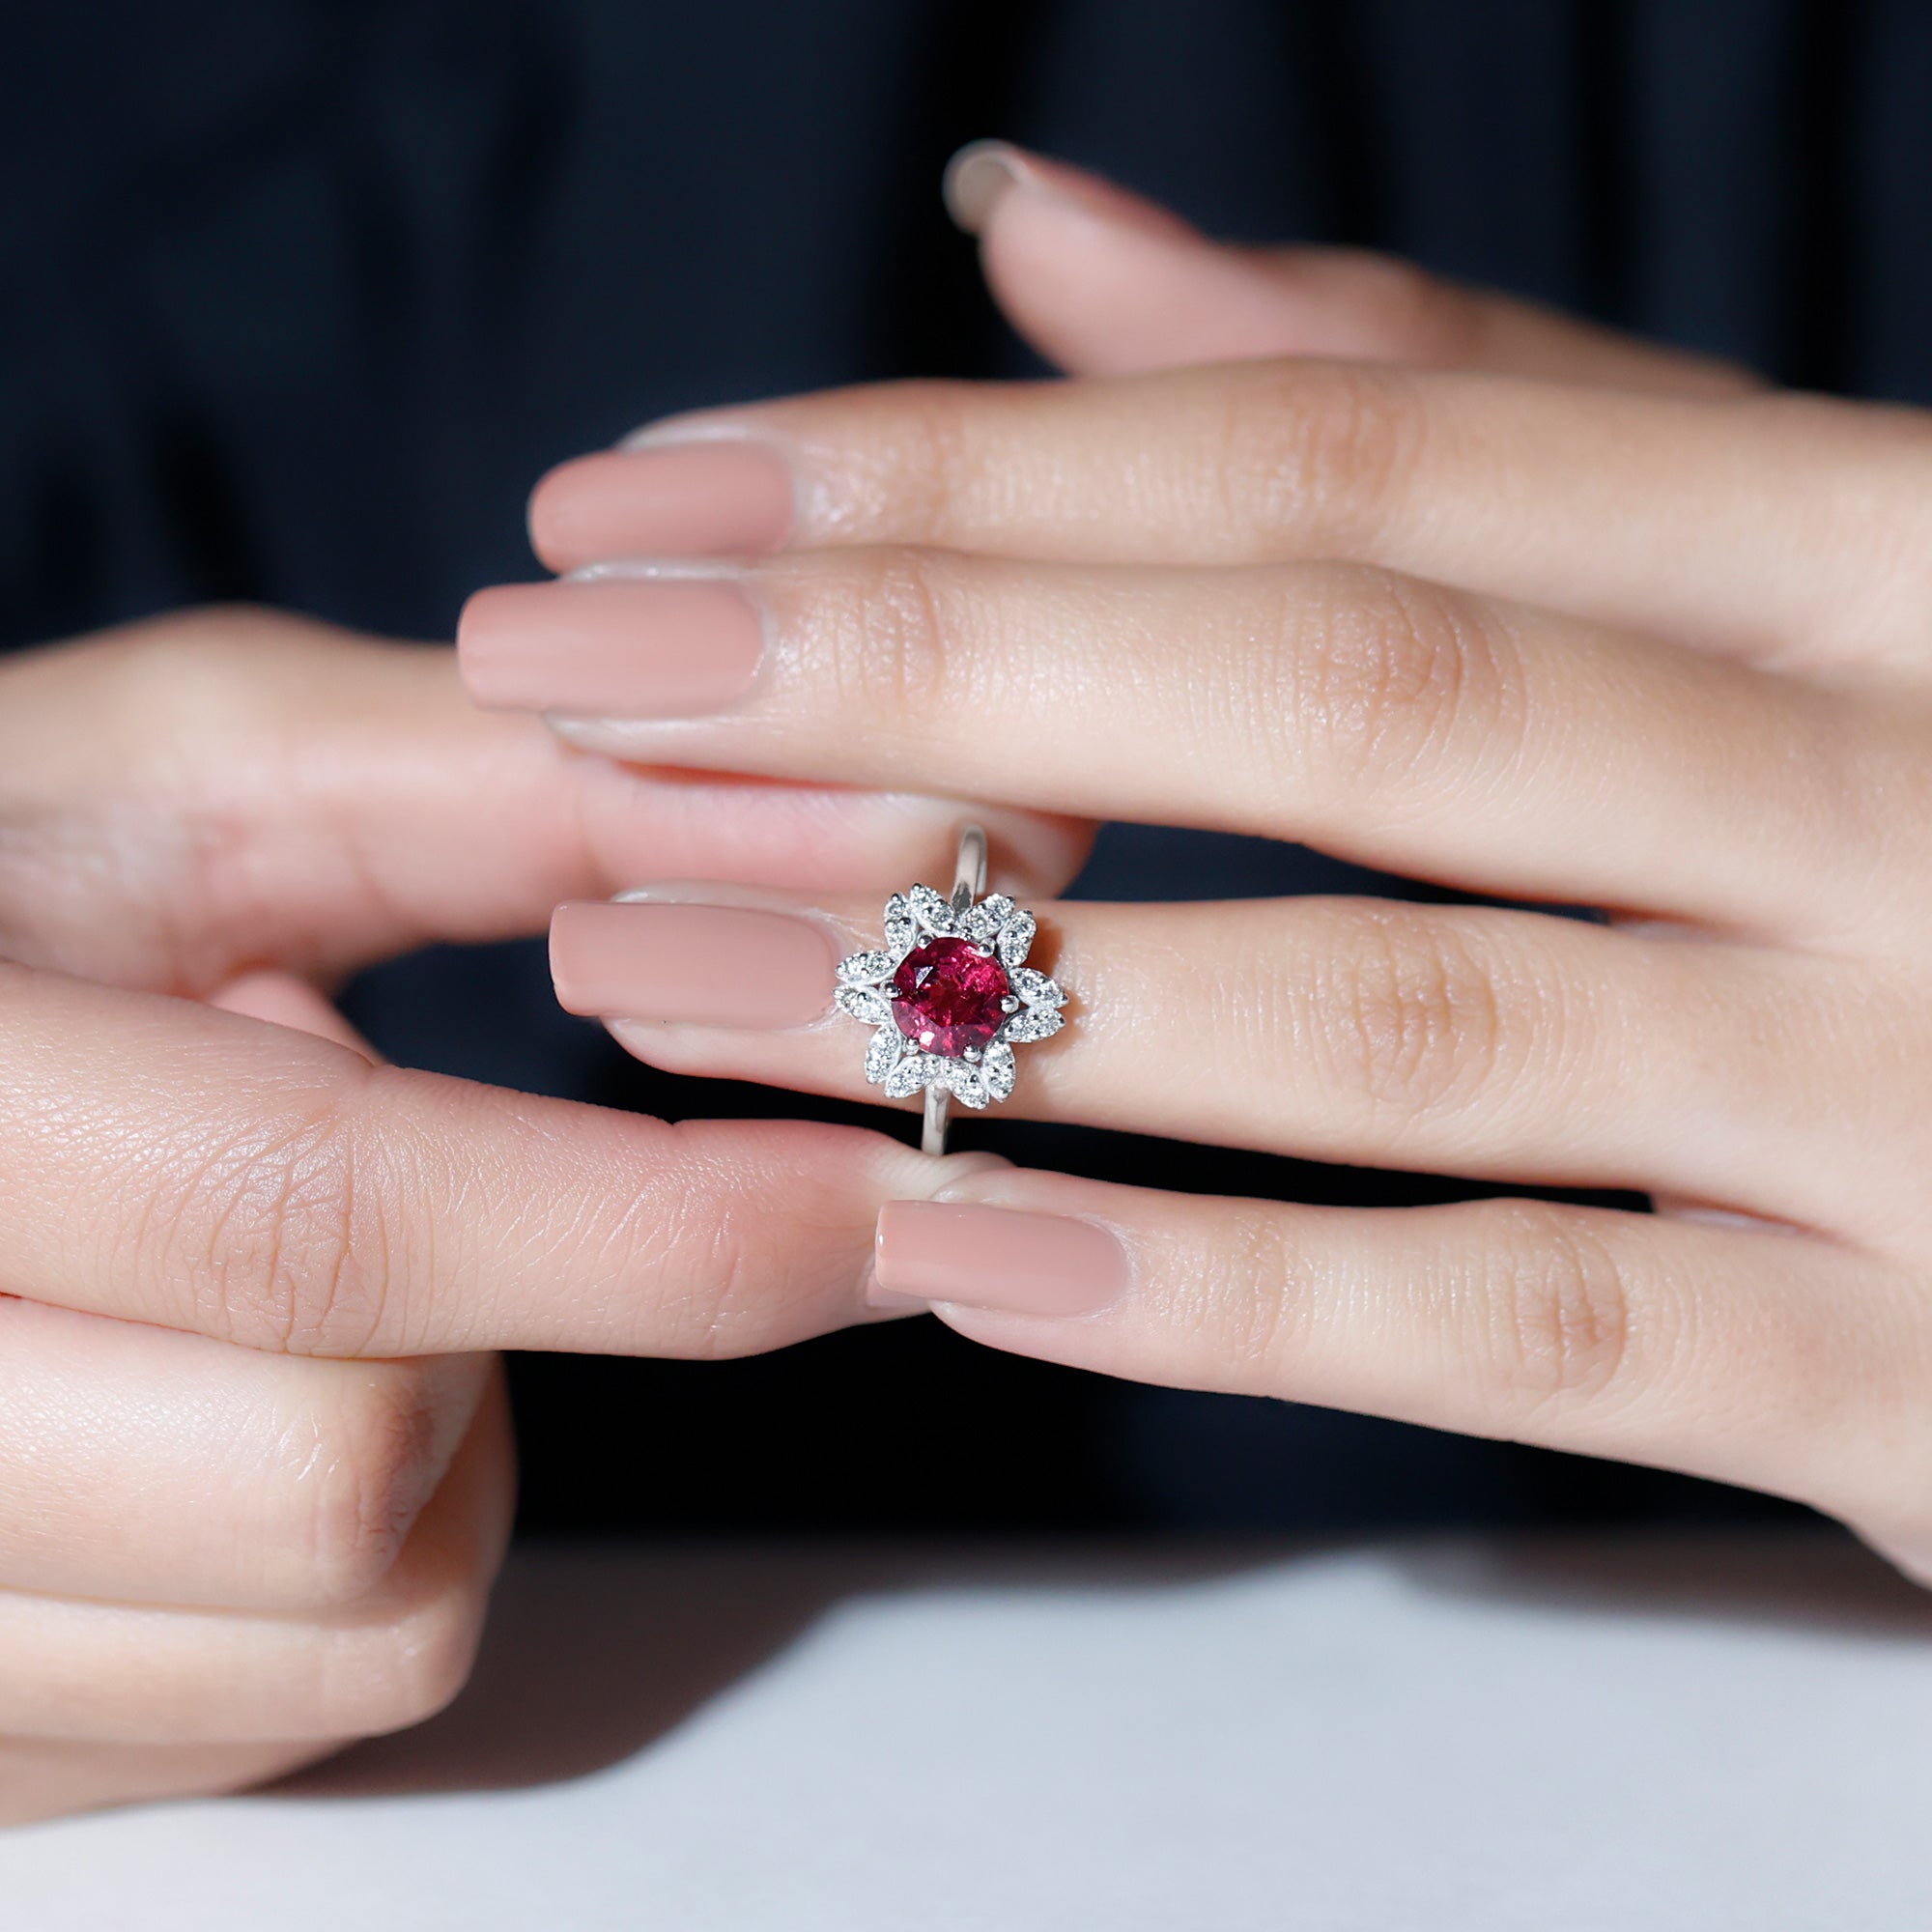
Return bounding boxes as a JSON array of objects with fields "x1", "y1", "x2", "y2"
[{"x1": 834, "y1": 823, "x2": 1067, "y2": 1155}]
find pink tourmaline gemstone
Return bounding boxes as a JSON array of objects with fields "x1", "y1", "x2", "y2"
[{"x1": 892, "y1": 936, "x2": 1011, "y2": 1057}]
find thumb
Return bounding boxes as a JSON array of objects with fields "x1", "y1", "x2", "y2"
[
  {"x1": 945, "y1": 141, "x2": 1750, "y2": 397},
  {"x1": 207, "y1": 971, "x2": 382, "y2": 1061}
]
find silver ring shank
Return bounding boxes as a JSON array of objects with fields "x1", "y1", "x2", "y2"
[
  {"x1": 921, "y1": 823, "x2": 988, "y2": 1157},
  {"x1": 921, "y1": 1085, "x2": 949, "y2": 1158},
  {"x1": 952, "y1": 822, "x2": 989, "y2": 911}
]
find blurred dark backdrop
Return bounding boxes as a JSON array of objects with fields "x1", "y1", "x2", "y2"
[{"x1": 8, "y1": 0, "x2": 1919, "y2": 1536}]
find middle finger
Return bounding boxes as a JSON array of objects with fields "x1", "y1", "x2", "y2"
[{"x1": 461, "y1": 554, "x2": 1905, "y2": 945}]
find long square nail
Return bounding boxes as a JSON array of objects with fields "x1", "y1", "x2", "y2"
[
  {"x1": 872, "y1": 1202, "x2": 1128, "y2": 1316},
  {"x1": 459, "y1": 577, "x2": 764, "y2": 717},
  {"x1": 551, "y1": 899, "x2": 838, "y2": 1029},
  {"x1": 529, "y1": 440, "x2": 795, "y2": 574}
]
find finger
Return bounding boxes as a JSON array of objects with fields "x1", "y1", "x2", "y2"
[
  {"x1": 0, "y1": 963, "x2": 1001, "y2": 1353},
  {"x1": 461, "y1": 557, "x2": 1897, "y2": 942},
  {"x1": 551, "y1": 891, "x2": 1893, "y2": 1237},
  {"x1": 0, "y1": 1736, "x2": 327, "y2": 1828},
  {"x1": 0, "y1": 1374, "x2": 513, "y2": 1744},
  {"x1": 943, "y1": 141, "x2": 1753, "y2": 396},
  {"x1": 0, "y1": 610, "x2": 1086, "y2": 993},
  {"x1": 532, "y1": 150, "x2": 1753, "y2": 578},
  {"x1": 208, "y1": 972, "x2": 381, "y2": 1058},
  {"x1": 866, "y1": 1171, "x2": 1928, "y2": 1544},
  {"x1": 528, "y1": 363, "x2": 1929, "y2": 680},
  {"x1": 0, "y1": 1295, "x2": 492, "y2": 1611}
]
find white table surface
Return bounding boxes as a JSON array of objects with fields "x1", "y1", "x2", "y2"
[{"x1": 4, "y1": 1531, "x2": 1929, "y2": 1930}]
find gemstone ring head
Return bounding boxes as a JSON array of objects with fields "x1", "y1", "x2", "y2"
[{"x1": 834, "y1": 877, "x2": 1066, "y2": 1128}]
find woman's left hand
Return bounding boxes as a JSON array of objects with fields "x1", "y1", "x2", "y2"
[{"x1": 464, "y1": 148, "x2": 1932, "y2": 1582}]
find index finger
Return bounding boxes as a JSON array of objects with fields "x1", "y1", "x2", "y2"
[
  {"x1": 0, "y1": 964, "x2": 969, "y2": 1356},
  {"x1": 0, "y1": 611, "x2": 1086, "y2": 994}
]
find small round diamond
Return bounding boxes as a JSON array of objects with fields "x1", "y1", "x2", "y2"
[{"x1": 891, "y1": 937, "x2": 1011, "y2": 1058}]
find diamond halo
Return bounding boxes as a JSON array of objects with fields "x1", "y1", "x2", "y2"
[{"x1": 835, "y1": 870, "x2": 1065, "y2": 1126}]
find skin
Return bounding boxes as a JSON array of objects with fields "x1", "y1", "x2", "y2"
[
  {"x1": 0, "y1": 609, "x2": 1083, "y2": 1823},
  {"x1": 508, "y1": 149, "x2": 1932, "y2": 1591}
]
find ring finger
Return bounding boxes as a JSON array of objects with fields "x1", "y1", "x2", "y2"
[{"x1": 549, "y1": 888, "x2": 1903, "y2": 1243}]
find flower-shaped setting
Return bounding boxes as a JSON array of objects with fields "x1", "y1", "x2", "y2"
[{"x1": 834, "y1": 885, "x2": 1066, "y2": 1110}]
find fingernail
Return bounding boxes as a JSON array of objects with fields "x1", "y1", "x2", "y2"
[
  {"x1": 944, "y1": 140, "x2": 1196, "y2": 243},
  {"x1": 459, "y1": 576, "x2": 764, "y2": 717},
  {"x1": 528, "y1": 440, "x2": 795, "y2": 573},
  {"x1": 944, "y1": 140, "x2": 1029, "y2": 232},
  {"x1": 550, "y1": 899, "x2": 838, "y2": 1028},
  {"x1": 872, "y1": 1201, "x2": 1129, "y2": 1317}
]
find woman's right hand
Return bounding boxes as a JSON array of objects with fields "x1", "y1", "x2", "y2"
[{"x1": 0, "y1": 606, "x2": 1074, "y2": 1823}]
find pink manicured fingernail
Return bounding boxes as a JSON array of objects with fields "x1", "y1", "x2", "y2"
[
  {"x1": 528, "y1": 441, "x2": 795, "y2": 573},
  {"x1": 944, "y1": 140, "x2": 1196, "y2": 242},
  {"x1": 872, "y1": 1201, "x2": 1129, "y2": 1316},
  {"x1": 551, "y1": 900, "x2": 838, "y2": 1028},
  {"x1": 459, "y1": 577, "x2": 764, "y2": 717}
]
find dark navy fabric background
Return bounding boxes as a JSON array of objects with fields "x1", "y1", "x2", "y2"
[{"x1": 6, "y1": 1, "x2": 1920, "y2": 1534}]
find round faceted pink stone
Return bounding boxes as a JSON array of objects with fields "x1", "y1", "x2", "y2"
[{"x1": 891, "y1": 936, "x2": 1011, "y2": 1057}]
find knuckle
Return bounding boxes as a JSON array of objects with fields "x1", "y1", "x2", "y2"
[
  {"x1": 1209, "y1": 1206, "x2": 1319, "y2": 1378},
  {"x1": 94, "y1": 606, "x2": 282, "y2": 731},
  {"x1": 1222, "y1": 360, "x2": 1430, "y2": 554},
  {"x1": 863, "y1": 380, "x2": 983, "y2": 545},
  {"x1": 85, "y1": 608, "x2": 354, "y2": 768},
  {"x1": 1308, "y1": 910, "x2": 1527, "y2": 1121},
  {"x1": 154, "y1": 1072, "x2": 406, "y2": 1356},
  {"x1": 1476, "y1": 1205, "x2": 1637, "y2": 1417},
  {"x1": 799, "y1": 549, "x2": 968, "y2": 725},
  {"x1": 47, "y1": 607, "x2": 355, "y2": 963},
  {"x1": 1283, "y1": 568, "x2": 1524, "y2": 801},
  {"x1": 294, "y1": 1378, "x2": 450, "y2": 1605}
]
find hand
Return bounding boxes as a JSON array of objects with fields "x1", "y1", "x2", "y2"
[
  {"x1": 0, "y1": 606, "x2": 1076, "y2": 1822},
  {"x1": 466, "y1": 146, "x2": 1932, "y2": 1583}
]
